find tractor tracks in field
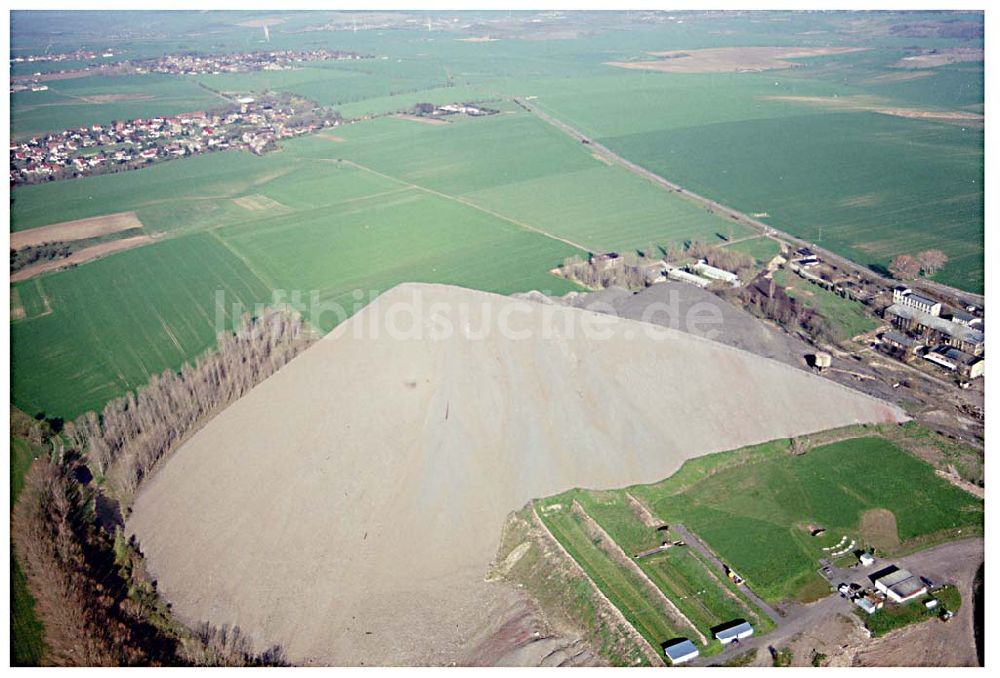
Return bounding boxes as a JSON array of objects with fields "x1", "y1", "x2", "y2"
[{"x1": 333, "y1": 158, "x2": 591, "y2": 254}]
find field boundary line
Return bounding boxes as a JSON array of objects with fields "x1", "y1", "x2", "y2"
[
  {"x1": 670, "y1": 524, "x2": 783, "y2": 625},
  {"x1": 625, "y1": 492, "x2": 661, "y2": 529},
  {"x1": 530, "y1": 503, "x2": 664, "y2": 666},
  {"x1": 571, "y1": 500, "x2": 707, "y2": 645},
  {"x1": 335, "y1": 159, "x2": 592, "y2": 253},
  {"x1": 206, "y1": 230, "x2": 276, "y2": 292},
  {"x1": 11, "y1": 235, "x2": 158, "y2": 283},
  {"x1": 684, "y1": 542, "x2": 768, "y2": 624}
]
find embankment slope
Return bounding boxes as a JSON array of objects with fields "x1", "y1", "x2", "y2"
[{"x1": 128, "y1": 283, "x2": 905, "y2": 665}]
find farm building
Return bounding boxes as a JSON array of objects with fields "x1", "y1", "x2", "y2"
[
  {"x1": 693, "y1": 260, "x2": 739, "y2": 286},
  {"x1": 591, "y1": 252, "x2": 621, "y2": 270},
  {"x1": 873, "y1": 567, "x2": 927, "y2": 604},
  {"x1": 714, "y1": 620, "x2": 754, "y2": 645},
  {"x1": 885, "y1": 304, "x2": 984, "y2": 356},
  {"x1": 859, "y1": 552, "x2": 876, "y2": 567},
  {"x1": 793, "y1": 254, "x2": 821, "y2": 268},
  {"x1": 667, "y1": 267, "x2": 711, "y2": 288},
  {"x1": 923, "y1": 347, "x2": 984, "y2": 379},
  {"x1": 949, "y1": 310, "x2": 983, "y2": 328},
  {"x1": 879, "y1": 331, "x2": 921, "y2": 361},
  {"x1": 892, "y1": 287, "x2": 942, "y2": 317},
  {"x1": 663, "y1": 638, "x2": 700, "y2": 665}
]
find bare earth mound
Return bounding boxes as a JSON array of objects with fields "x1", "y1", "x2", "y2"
[
  {"x1": 607, "y1": 46, "x2": 864, "y2": 73},
  {"x1": 128, "y1": 283, "x2": 905, "y2": 665}
]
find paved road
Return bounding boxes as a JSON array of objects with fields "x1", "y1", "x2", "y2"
[
  {"x1": 515, "y1": 98, "x2": 984, "y2": 310},
  {"x1": 670, "y1": 524, "x2": 782, "y2": 626}
]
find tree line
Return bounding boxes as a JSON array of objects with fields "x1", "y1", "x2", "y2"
[
  {"x1": 12, "y1": 308, "x2": 314, "y2": 665},
  {"x1": 735, "y1": 275, "x2": 842, "y2": 346},
  {"x1": 67, "y1": 308, "x2": 313, "y2": 505},
  {"x1": 557, "y1": 240, "x2": 756, "y2": 291}
]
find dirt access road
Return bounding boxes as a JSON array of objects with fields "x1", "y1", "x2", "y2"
[
  {"x1": 692, "y1": 537, "x2": 983, "y2": 666},
  {"x1": 514, "y1": 99, "x2": 983, "y2": 310}
]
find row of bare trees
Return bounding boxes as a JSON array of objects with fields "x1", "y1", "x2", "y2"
[
  {"x1": 12, "y1": 308, "x2": 313, "y2": 665},
  {"x1": 737, "y1": 276, "x2": 842, "y2": 345},
  {"x1": 685, "y1": 240, "x2": 756, "y2": 276},
  {"x1": 66, "y1": 309, "x2": 313, "y2": 505},
  {"x1": 12, "y1": 459, "x2": 172, "y2": 665},
  {"x1": 12, "y1": 457, "x2": 288, "y2": 666},
  {"x1": 558, "y1": 253, "x2": 660, "y2": 290},
  {"x1": 558, "y1": 240, "x2": 756, "y2": 292}
]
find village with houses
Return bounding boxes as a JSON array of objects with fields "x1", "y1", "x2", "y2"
[
  {"x1": 9, "y1": 48, "x2": 371, "y2": 92},
  {"x1": 9, "y1": 93, "x2": 341, "y2": 186}
]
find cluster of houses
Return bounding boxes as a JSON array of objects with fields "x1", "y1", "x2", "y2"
[
  {"x1": 879, "y1": 286, "x2": 984, "y2": 381},
  {"x1": 123, "y1": 49, "x2": 369, "y2": 76},
  {"x1": 9, "y1": 48, "x2": 370, "y2": 92},
  {"x1": 10, "y1": 96, "x2": 339, "y2": 186},
  {"x1": 9, "y1": 82, "x2": 50, "y2": 94},
  {"x1": 10, "y1": 48, "x2": 118, "y2": 65}
]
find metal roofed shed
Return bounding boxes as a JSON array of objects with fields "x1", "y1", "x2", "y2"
[
  {"x1": 714, "y1": 620, "x2": 754, "y2": 645},
  {"x1": 663, "y1": 638, "x2": 700, "y2": 665},
  {"x1": 873, "y1": 567, "x2": 928, "y2": 603},
  {"x1": 855, "y1": 597, "x2": 878, "y2": 615}
]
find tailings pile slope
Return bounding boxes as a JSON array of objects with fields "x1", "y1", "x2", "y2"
[{"x1": 128, "y1": 283, "x2": 905, "y2": 665}]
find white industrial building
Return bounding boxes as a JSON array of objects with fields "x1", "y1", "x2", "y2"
[
  {"x1": 892, "y1": 286, "x2": 942, "y2": 317},
  {"x1": 874, "y1": 567, "x2": 927, "y2": 604},
  {"x1": 693, "y1": 260, "x2": 740, "y2": 286},
  {"x1": 714, "y1": 620, "x2": 754, "y2": 645},
  {"x1": 663, "y1": 638, "x2": 700, "y2": 665},
  {"x1": 667, "y1": 267, "x2": 711, "y2": 288}
]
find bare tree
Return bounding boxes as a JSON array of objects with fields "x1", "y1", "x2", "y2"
[
  {"x1": 916, "y1": 249, "x2": 949, "y2": 276},
  {"x1": 70, "y1": 309, "x2": 314, "y2": 506},
  {"x1": 888, "y1": 254, "x2": 921, "y2": 280}
]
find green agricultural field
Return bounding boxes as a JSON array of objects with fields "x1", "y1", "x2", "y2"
[
  {"x1": 528, "y1": 54, "x2": 983, "y2": 294},
  {"x1": 283, "y1": 108, "x2": 747, "y2": 252},
  {"x1": 725, "y1": 236, "x2": 781, "y2": 264},
  {"x1": 10, "y1": 233, "x2": 273, "y2": 419},
  {"x1": 213, "y1": 186, "x2": 583, "y2": 332},
  {"x1": 629, "y1": 436, "x2": 982, "y2": 603},
  {"x1": 536, "y1": 502, "x2": 681, "y2": 652},
  {"x1": 10, "y1": 150, "x2": 583, "y2": 419},
  {"x1": 10, "y1": 74, "x2": 227, "y2": 139},
  {"x1": 10, "y1": 151, "x2": 302, "y2": 231},
  {"x1": 602, "y1": 111, "x2": 983, "y2": 292},
  {"x1": 571, "y1": 491, "x2": 772, "y2": 642},
  {"x1": 772, "y1": 268, "x2": 878, "y2": 340}
]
